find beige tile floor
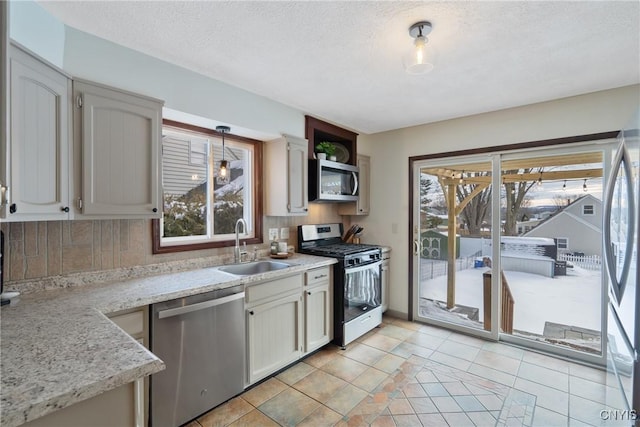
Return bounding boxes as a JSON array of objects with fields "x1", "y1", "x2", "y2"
[{"x1": 185, "y1": 316, "x2": 619, "y2": 427}]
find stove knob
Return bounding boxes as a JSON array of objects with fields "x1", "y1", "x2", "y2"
[
  {"x1": 346, "y1": 259, "x2": 354, "y2": 267},
  {"x1": 355, "y1": 258, "x2": 361, "y2": 264}
]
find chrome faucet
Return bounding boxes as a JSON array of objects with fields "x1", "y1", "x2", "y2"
[{"x1": 234, "y1": 218, "x2": 248, "y2": 263}]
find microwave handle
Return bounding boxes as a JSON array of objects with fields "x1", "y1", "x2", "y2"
[{"x1": 351, "y1": 172, "x2": 359, "y2": 196}]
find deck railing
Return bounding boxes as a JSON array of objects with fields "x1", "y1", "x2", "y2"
[{"x1": 483, "y1": 270, "x2": 514, "y2": 334}]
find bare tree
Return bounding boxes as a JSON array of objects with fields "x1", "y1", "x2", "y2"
[
  {"x1": 552, "y1": 194, "x2": 578, "y2": 208},
  {"x1": 456, "y1": 176, "x2": 492, "y2": 235},
  {"x1": 502, "y1": 168, "x2": 541, "y2": 235}
]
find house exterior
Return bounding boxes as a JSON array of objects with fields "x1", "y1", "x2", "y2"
[{"x1": 523, "y1": 194, "x2": 602, "y2": 256}]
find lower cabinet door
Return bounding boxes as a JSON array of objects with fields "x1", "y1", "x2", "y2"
[
  {"x1": 22, "y1": 383, "x2": 137, "y2": 427},
  {"x1": 304, "y1": 283, "x2": 331, "y2": 353},
  {"x1": 247, "y1": 292, "x2": 302, "y2": 384}
]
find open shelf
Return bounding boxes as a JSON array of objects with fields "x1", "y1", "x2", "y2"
[{"x1": 305, "y1": 116, "x2": 358, "y2": 166}]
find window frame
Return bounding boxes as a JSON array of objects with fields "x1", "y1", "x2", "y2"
[
  {"x1": 556, "y1": 237, "x2": 569, "y2": 251},
  {"x1": 152, "y1": 119, "x2": 263, "y2": 254}
]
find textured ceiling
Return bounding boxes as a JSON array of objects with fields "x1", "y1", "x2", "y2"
[{"x1": 39, "y1": 1, "x2": 640, "y2": 134}]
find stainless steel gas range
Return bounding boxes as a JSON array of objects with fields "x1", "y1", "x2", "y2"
[{"x1": 298, "y1": 223, "x2": 382, "y2": 348}]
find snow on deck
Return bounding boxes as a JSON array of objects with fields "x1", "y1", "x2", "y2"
[{"x1": 420, "y1": 265, "x2": 602, "y2": 335}]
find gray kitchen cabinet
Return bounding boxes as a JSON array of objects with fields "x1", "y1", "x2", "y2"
[
  {"x1": 246, "y1": 274, "x2": 303, "y2": 384},
  {"x1": 304, "y1": 266, "x2": 332, "y2": 353},
  {"x1": 264, "y1": 134, "x2": 309, "y2": 216},
  {"x1": 381, "y1": 248, "x2": 390, "y2": 313},
  {"x1": 3, "y1": 43, "x2": 72, "y2": 221},
  {"x1": 338, "y1": 154, "x2": 370, "y2": 216},
  {"x1": 108, "y1": 308, "x2": 148, "y2": 427},
  {"x1": 21, "y1": 383, "x2": 138, "y2": 427},
  {"x1": 73, "y1": 79, "x2": 162, "y2": 218}
]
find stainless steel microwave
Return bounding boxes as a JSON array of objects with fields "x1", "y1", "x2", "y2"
[{"x1": 309, "y1": 159, "x2": 359, "y2": 202}]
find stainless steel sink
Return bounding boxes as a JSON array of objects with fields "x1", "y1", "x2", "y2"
[{"x1": 217, "y1": 260, "x2": 294, "y2": 276}]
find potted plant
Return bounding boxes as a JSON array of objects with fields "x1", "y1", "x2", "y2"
[{"x1": 315, "y1": 142, "x2": 337, "y2": 161}]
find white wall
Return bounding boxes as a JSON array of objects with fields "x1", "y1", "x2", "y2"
[{"x1": 357, "y1": 85, "x2": 640, "y2": 318}]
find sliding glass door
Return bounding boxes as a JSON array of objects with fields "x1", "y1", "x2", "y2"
[
  {"x1": 413, "y1": 157, "x2": 496, "y2": 338},
  {"x1": 498, "y1": 148, "x2": 607, "y2": 360},
  {"x1": 412, "y1": 140, "x2": 616, "y2": 362}
]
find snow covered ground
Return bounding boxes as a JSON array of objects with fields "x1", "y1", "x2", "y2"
[{"x1": 419, "y1": 264, "x2": 602, "y2": 335}]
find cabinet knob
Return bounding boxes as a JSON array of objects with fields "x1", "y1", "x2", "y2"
[
  {"x1": 61, "y1": 206, "x2": 69, "y2": 213},
  {"x1": 152, "y1": 208, "x2": 158, "y2": 213},
  {"x1": 249, "y1": 310, "x2": 254, "y2": 315},
  {"x1": 9, "y1": 203, "x2": 16, "y2": 214},
  {"x1": 307, "y1": 291, "x2": 312, "y2": 295},
  {"x1": 303, "y1": 208, "x2": 308, "y2": 211}
]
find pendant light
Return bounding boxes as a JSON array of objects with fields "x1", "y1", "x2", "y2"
[
  {"x1": 216, "y1": 125, "x2": 231, "y2": 185},
  {"x1": 404, "y1": 21, "x2": 435, "y2": 75},
  {"x1": 583, "y1": 179, "x2": 588, "y2": 192}
]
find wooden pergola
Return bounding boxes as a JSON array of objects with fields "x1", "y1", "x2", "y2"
[{"x1": 421, "y1": 152, "x2": 603, "y2": 309}]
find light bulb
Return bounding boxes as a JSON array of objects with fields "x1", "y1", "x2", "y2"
[
  {"x1": 404, "y1": 35, "x2": 435, "y2": 75},
  {"x1": 583, "y1": 180, "x2": 588, "y2": 192},
  {"x1": 562, "y1": 181, "x2": 566, "y2": 191},
  {"x1": 415, "y1": 37, "x2": 426, "y2": 65},
  {"x1": 219, "y1": 160, "x2": 228, "y2": 177}
]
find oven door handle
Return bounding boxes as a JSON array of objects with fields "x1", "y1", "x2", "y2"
[{"x1": 344, "y1": 261, "x2": 381, "y2": 274}]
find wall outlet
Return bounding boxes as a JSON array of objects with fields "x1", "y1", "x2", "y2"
[
  {"x1": 280, "y1": 227, "x2": 290, "y2": 240},
  {"x1": 268, "y1": 228, "x2": 279, "y2": 241}
]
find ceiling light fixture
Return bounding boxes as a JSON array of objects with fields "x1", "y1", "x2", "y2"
[
  {"x1": 216, "y1": 125, "x2": 231, "y2": 185},
  {"x1": 404, "y1": 21, "x2": 435, "y2": 75},
  {"x1": 537, "y1": 172, "x2": 543, "y2": 187},
  {"x1": 583, "y1": 179, "x2": 588, "y2": 192},
  {"x1": 562, "y1": 180, "x2": 567, "y2": 191}
]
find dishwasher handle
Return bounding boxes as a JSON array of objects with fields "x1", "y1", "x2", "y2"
[{"x1": 157, "y1": 292, "x2": 245, "y2": 319}]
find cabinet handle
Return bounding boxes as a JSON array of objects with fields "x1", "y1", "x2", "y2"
[
  {"x1": 303, "y1": 208, "x2": 308, "y2": 211},
  {"x1": 152, "y1": 208, "x2": 158, "y2": 213},
  {"x1": 61, "y1": 206, "x2": 69, "y2": 213},
  {"x1": 249, "y1": 310, "x2": 254, "y2": 315},
  {"x1": 9, "y1": 203, "x2": 16, "y2": 214},
  {"x1": 313, "y1": 274, "x2": 327, "y2": 280},
  {"x1": 0, "y1": 184, "x2": 7, "y2": 207}
]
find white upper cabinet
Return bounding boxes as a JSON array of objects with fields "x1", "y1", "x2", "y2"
[
  {"x1": 264, "y1": 134, "x2": 309, "y2": 216},
  {"x1": 4, "y1": 44, "x2": 72, "y2": 221},
  {"x1": 338, "y1": 154, "x2": 370, "y2": 216},
  {"x1": 73, "y1": 79, "x2": 163, "y2": 218}
]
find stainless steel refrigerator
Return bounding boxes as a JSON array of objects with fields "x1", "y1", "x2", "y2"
[{"x1": 604, "y1": 109, "x2": 639, "y2": 424}]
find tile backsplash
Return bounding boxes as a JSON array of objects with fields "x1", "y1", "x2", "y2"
[{"x1": 0, "y1": 203, "x2": 347, "y2": 290}]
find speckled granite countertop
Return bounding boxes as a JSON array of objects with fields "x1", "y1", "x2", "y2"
[{"x1": 0, "y1": 254, "x2": 336, "y2": 427}]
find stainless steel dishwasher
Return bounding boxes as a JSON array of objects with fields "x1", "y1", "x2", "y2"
[{"x1": 150, "y1": 284, "x2": 245, "y2": 427}]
